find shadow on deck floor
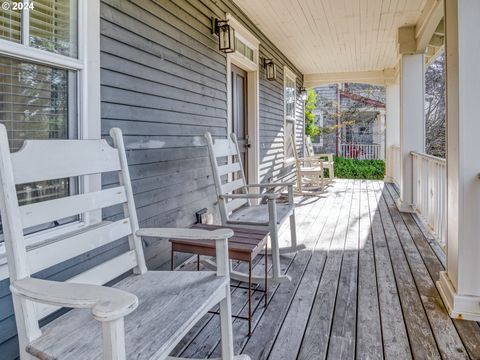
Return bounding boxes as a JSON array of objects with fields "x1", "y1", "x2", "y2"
[{"x1": 171, "y1": 179, "x2": 480, "y2": 360}]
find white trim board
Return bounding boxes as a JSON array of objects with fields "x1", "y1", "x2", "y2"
[
  {"x1": 225, "y1": 14, "x2": 260, "y2": 186},
  {"x1": 283, "y1": 66, "x2": 297, "y2": 164}
]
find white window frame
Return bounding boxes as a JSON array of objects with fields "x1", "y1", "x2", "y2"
[
  {"x1": 0, "y1": 1, "x2": 101, "y2": 263},
  {"x1": 284, "y1": 66, "x2": 297, "y2": 164}
]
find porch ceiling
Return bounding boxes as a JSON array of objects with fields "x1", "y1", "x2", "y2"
[{"x1": 233, "y1": 0, "x2": 437, "y2": 83}]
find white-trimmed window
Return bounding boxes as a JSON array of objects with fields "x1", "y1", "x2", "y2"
[
  {"x1": 0, "y1": 1, "x2": 100, "y2": 242},
  {"x1": 284, "y1": 67, "x2": 296, "y2": 163}
]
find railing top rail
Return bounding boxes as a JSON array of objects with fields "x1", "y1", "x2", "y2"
[
  {"x1": 341, "y1": 143, "x2": 380, "y2": 146},
  {"x1": 410, "y1": 151, "x2": 446, "y2": 164}
]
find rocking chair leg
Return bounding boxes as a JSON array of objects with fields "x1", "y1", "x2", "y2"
[
  {"x1": 269, "y1": 224, "x2": 288, "y2": 283},
  {"x1": 102, "y1": 318, "x2": 126, "y2": 360},
  {"x1": 219, "y1": 287, "x2": 235, "y2": 359},
  {"x1": 289, "y1": 212, "x2": 297, "y2": 249}
]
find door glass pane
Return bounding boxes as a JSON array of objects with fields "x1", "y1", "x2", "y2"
[
  {"x1": 0, "y1": 1, "x2": 21, "y2": 42},
  {"x1": 0, "y1": 56, "x2": 77, "y2": 234},
  {"x1": 30, "y1": 0, "x2": 78, "y2": 57}
]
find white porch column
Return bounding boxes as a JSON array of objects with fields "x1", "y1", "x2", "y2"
[
  {"x1": 437, "y1": 0, "x2": 480, "y2": 321},
  {"x1": 396, "y1": 52, "x2": 425, "y2": 212},
  {"x1": 384, "y1": 78, "x2": 400, "y2": 182}
]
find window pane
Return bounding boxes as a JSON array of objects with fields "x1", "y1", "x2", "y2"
[
  {"x1": 285, "y1": 119, "x2": 295, "y2": 159},
  {"x1": 30, "y1": 0, "x2": 78, "y2": 57},
  {"x1": 235, "y1": 37, "x2": 254, "y2": 62},
  {"x1": 285, "y1": 76, "x2": 296, "y2": 119},
  {"x1": 0, "y1": 56, "x2": 77, "y2": 234},
  {"x1": 0, "y1": 1, "x2": 21, "y2": 43}
]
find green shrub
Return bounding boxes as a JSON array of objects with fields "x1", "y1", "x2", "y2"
[{"x1": 334, "y1": 156, "x2": 385, "y2": 180}]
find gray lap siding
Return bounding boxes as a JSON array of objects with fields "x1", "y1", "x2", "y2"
[{"x1": 0, "y1": 0, "x2": 303, "y2": 358}]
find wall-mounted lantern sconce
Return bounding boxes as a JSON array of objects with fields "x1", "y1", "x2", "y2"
[
  {"x1": 264, "y1": 59, "x2": 277, "y2": 80},
  {"x1": 300, "y1": 87, "x2": 308, "y2": 101},
  {"x1": 211, "y1": 17, "x2": 235, "y2": 53}
]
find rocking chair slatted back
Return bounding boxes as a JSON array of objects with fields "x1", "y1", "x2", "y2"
[
  {"x1": 205, "y1": 132, "x2": 249, "y2": 222},
  {"x1": 11, "y1": 139, "x2": 122, "y2": 184},
  {"x1": 0, "y1": 125, "x2": 147, "y2": 328},
  {"x1": 20, "y1": 186, "x2": 127, "y2": 229},
  {"x1": 305, "y1": 135, "x2": 315, "y2": 158}
]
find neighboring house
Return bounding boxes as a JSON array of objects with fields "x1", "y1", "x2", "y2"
[
  {"x1": 312, "y1": 83, "x2": 386, "y2": 159},
  {"x1": 0, "y1": 1, "x2": 304, "y2": 357}
]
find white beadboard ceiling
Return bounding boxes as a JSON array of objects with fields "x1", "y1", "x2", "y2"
[{"x1": 233, "y1": 0, "x2": 431, "y2": 75}]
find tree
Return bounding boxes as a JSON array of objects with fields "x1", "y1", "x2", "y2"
[
  {"x1": 425, "y1": 53, "x2": 446, "y2": 158},
  {"x1": 304, "y1": 88, "x2": 319, "y2": 137}
]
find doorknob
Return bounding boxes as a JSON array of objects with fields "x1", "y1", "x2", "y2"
[{"x1": 245, "y1": 143, "x2": 251, "y2": 148}]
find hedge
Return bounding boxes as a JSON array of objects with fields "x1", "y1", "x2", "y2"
[{"x1": 333, "y1": 156, "x2": 385, "y2": 180}]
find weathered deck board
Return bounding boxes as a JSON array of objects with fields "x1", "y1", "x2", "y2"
[
  {"x1": 238, "y1": 193, "x2": 333, "y2": 360},
  {"x1": 327, "y1": 180, "x2": 360, "y2": 360},
  {"x1": 356, "y1": 180, "x2": 383, "y2": 360},
  {"x1": 266, "y1": 181, "x2": 346, "y2": 359},
  {"x1": 173, "y1": 179, "x2": 480, "y2": 360},
  {"x1": 366, "y1": 181, "x2": 412, "y2": 360},
  {"x1": 378, "y1": 182, "x2": 469, "y2": 359},
  {"x1": 297, "y1": 180, "x2": 354, "y2": 359},
  {"x1": 371, "y1": 181, "x2": 441, "y2": 360},
  {"x1": 384, "y1": 182, "x2": 480, "y2": 360}
]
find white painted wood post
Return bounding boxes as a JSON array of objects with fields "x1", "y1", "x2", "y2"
[
  {"x1": 437, "y1": 0, "x2": 480, "y2": 321},
  {"x1": 215, "y1": 236, "x2": 235, "y2": 359},
  {"x1": 268, "y1": 198, "x2": 282, "y2": 280},
  {"x1": 396, "y1": 51, "x2": 425, "y2": 212},
  {"x1": 384, "y1": 78, "x2": 400, "y2": 183},
  {"x1": 102, "y1": 318, "x2": 126, "y2": 360},
  {"x1": 379, "y1": 112, "x2": 386, "y2": 161}
]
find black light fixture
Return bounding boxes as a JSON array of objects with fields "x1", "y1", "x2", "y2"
[
  {"x1": 264, "y1": 58, "x2": 277, "y2": 80},
  {"x1": 211, "y1": 17, "x2": 235, "y2": 53}
]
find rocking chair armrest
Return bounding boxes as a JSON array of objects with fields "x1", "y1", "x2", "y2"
[
  {"x1": 136, "y1": 227, "x2": 234, "y2": 240},
  {"x1": 219, "y1": 193, "x2": 280, "y2": 200},
  {"x1": 10, "y1": 278, "x2": 138, "y2": 322},
  {"x1": 245, "y1": 182, "x2": 294, "y2": 189},
  {"x1": 313, "y1": 153, "x2": 334, "y2": 161},
  {"x1": 299, "y1": 157, "x2": 324, "y2": 165},
  {"x1": 137, "y1": 228, "x2": 231, "y2": 277}
]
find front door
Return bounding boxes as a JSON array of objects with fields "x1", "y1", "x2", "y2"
[{"x1": 231, "y1": 64, "x2": 249, "y2": 180}]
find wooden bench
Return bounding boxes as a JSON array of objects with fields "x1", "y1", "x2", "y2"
[
  {"x1": 170, "y1": 224, "x2": 269, "y2": 335},
  {"x1": 0, "y1": 125, "x2": 249, "y2": 360}
]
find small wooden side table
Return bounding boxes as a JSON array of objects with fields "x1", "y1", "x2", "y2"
[{"x1": 169, "y1": 224, "x2": 269, "y2": 335}]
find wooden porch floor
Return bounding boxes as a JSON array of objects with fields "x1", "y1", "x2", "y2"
[{"x1": 171, "y1": 179, "x2": 480, "y2": 360}]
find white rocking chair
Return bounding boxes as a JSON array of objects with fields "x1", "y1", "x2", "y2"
[
  {"x1": 291, "y1": 134, "x2": 325, "y2": 196},
  {"x1": 204, "y1": 132, "x2": 305, "y2": 285},
  {"x1": 0, "y1": 125, "x2": 249, "y2": 360},
  {"x1": 305, "y1": 135, "x2": 335, "y2": 181}
]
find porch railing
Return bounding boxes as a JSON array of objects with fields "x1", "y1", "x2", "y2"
[
  {"x1": 340, "y1": 143, "x2": 381, "y2": 160},
  {"x1": 411, "y1": 151, "x2": 447, "y2": 247}
]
